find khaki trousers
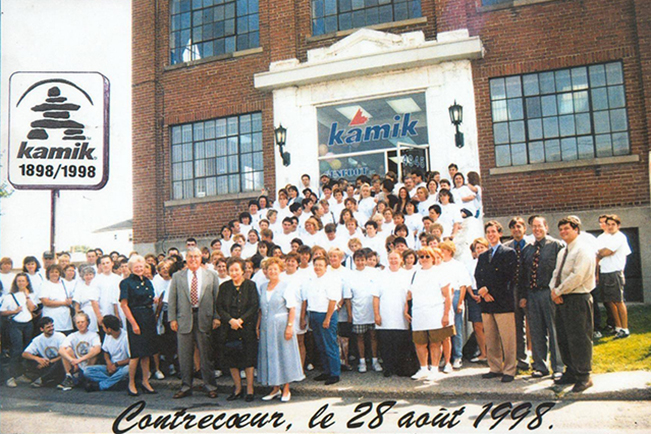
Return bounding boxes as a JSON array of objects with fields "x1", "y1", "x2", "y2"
[{"x1": 482, "y1": 312, "x2": 516, "y2": 377}]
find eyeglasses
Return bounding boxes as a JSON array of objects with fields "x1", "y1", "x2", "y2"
[{"x1": 418, "y1": 255, "x2": 432, "y2": 259}]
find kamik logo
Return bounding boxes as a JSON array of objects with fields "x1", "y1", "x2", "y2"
[{"x1": 328, "y1": 111, "x2": 419, "y2": 146}]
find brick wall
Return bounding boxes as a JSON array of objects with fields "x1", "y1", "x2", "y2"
[{"x1": 468, "y1": 0, "x2": 650, "y2": 216}]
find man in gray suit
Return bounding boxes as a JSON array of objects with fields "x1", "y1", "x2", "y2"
[{"x1": 168, "y1": 247, "x2": 221, "y2": 398}]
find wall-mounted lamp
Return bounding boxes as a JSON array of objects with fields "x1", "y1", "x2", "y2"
[
  {"x1": 448, "y1": 101, "x2": 464, "y2": 148},
  {"x1": 274, "y1": 124, "x2": 291, "y2": 166}
]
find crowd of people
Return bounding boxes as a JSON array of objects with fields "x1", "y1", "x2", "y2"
[{"x1": 0, "y1": 165, "x2": 633, "y2": 398}]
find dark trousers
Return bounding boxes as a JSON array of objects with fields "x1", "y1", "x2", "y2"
[
  {"x1": 526, "y1": 289, "x2": 563, "y2": 374},
  {"x1": 514, "y1": 291, "x2": 528, "y2": 367},
  {"x1": 25, "y1": 359, "x2": 66, "y2": 385},
  {"x1": 590, "y1": 287, "x2": 602, "y2": 330},
  {"x1": 8, "y1": 320, "x2": 33, "y2": 378},
  {"x1": 378, "y1": 329, "x2": 410, "y2": 374},
  {"x1": 555, "y1": 293, "x2": 593, "y2": 382},
  {"x1": 309, "y1": 311, "x2": 340, "y2": 377},
  {"x1": 177, "y1": 311, "x2": 216, "y2": 392}
]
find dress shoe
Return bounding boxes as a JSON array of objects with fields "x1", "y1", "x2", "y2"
[
  {"x1": 531, "y1": 370, "x2": 549, "y2": 378},
  {"x1": 571, "y1": 379, "x2": 593, "y2": 393},
  {"x1": 554, "y1": 374, "x2": 577, "y2": 385},
  {"x1": 173, "y1": 389, "x2": 193, "y2": 399},
  {"x1": 280, "y1": 392, "x2": 291, "y2": 402},
  {"x1": 482, "y1": 372, "x2": 502, "y2": 379},
  {"x1": 501, "y1": 375, "x2": 514, "y2": 383},
  {"x1": 314, "y1": 373, "x2": 329, "y2": 381},
  {"x1": 262, "y1": 390, "x2": 282, "y2": 401},
  {"x1": 128, "y1": 387, "x2": 140, "y2": 397},
  {"x1": 245, "y1": 394, "x2": 255, "y2": 402},
  {"x1": 207, "y1": 390, "x2": 219, "y2": 398},
  {"x1": 324, "y1": 376, "x2": 340, "y2": 385},
  {"x1": 141, "y1": 383, "x2": 158, "y2": 394},
  {"x1": 227, "y1": 390, "x2": 244, "y2": 401}
]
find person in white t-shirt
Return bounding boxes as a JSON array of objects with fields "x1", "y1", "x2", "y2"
[
  {"x1": 94, "y1": 256, "x2": 122, "y2": 326},
  {"x1": 346, "y1": 251, "x2": 382, "y2": 373},
  {"x1": 372, "y1": 251, "x2": 412, "y2": 377},
  {"x1": 57, "y1": 312, "x2": 101, "y2": 390},
  {"x1": 439, "y1": 241, "x2": 472, "y2": 370},
  {"x1": 1, "y1": 273, "x2": 37, "y2": 387},
  {"x1": 362, "y1": 221, "x2": 387, "y2": 266},
  {"x1": 22, "y1": 316, "x2": 67, "y2": 387},
  {"x1": 451, "y1": 173, "x2": 477, "y2": 218},
  {"x1": 406, "y1": 247, "x2": 453, "y2": 381},
  {"x1": 0, "y1": 257, "x2": 16, "y2": 297},
  {"x1": 597, "y1": 214, "x2": 632, "y2": 339},
  {"x1": 82, "y1": 315, "x2": 130, "y2": 392},
  {"x1": 40, "y1": 265, "x2": 74, "y2": 334},
  {"x1": 73, "y1": 267, "x2": 102, "y2": 333}
]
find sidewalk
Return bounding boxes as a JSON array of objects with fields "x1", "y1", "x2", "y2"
[{"x1": 161, "y1": 364, "x2": 651, "y2": 402}]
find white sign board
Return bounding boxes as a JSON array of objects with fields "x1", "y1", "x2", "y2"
[{"x1": 7, "y1": 71, "x2": 110, "y2": 190}]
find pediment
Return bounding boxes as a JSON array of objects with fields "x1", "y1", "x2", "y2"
[{"x1": 307, "y1": 29, "x2": 425, "y2": 64}]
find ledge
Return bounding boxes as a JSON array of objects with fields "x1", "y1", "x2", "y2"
[
  {"x1": 164, "y1": 47, "x2": 264, "y2": 72},
  {"x1": 305, "y1": 17, "x2": 428, "y2": 43},
  {"x1": 489, "y1": 154, "x2": 640, "y2": 175},
  {"x1": 254, "y1": 35, "x2": 483, "y2": 91},
  {"x1": 477, "y1": 0, "x2": 560, "y2": 13},
  {"x1": 164, "y1": 191, "x2": 260, "y2": 208}
]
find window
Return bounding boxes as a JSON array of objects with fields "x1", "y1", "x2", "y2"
[
  {"x1": 311, "y1": 0, "x2": 421, "y2": 36},
  {"x1": 170, "y1": 113, "x2": 263, "y2": 200},
  {"x1": 170, "y1": 0, "x2": 259, "y2": 65},
  {"x1": 490, "y1": 62, "x2": 630, "y2": 167}
]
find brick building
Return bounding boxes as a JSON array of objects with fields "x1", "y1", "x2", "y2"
[{"x1": 132, "y1": 0, "x2": 650, "y2": 301}]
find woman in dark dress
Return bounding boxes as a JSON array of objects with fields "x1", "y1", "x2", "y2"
[
  {"x1": 216, "y1": 257, "x2": 259, "y2": 402},
  {"x1": 120, "y1": 255, "x2": 157, "y2": 396}
]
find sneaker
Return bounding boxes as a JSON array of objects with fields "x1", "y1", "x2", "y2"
[
  {"x1": 31, "y1": 378, "x2": 42, "y2": 388},
  {"x1": 168, "y1": 365, "x2": 177, "y2": 376},
  {"x1": 426, "y1": 369, "x2": 439, "y2": 381},
  {"x1": 154, "y1": 370, "x2": 165, "y2": 380},
  {"x1": 604, "y1": 325, "x2": 616, "y2": 335},
  {"x1": 306, "y1": 363, "x2": 314, "y2": 371},
  {"x1": 372, "y1": 360, "x2": 383, "y2": 372},
  {"x1": 411, "y1": 367, "x2": 430, "y2": 380},
  {"x1": 358, "y1": 361, "x2": 367, "y2": 373},
  {"x1": 443, "y1": 363, "x2": 453, "y2": 374},
  {"x1": 531, "y1": 370, "x2": 549, "y2": 378},
  {"x1": 57, "y1": 375, "x2": 74, "y2": 391},
  {"x1": 593, "y1": 330, "x2": 603, "y2": 339},
  {"x1": 452, "y1": 359, "x2": 463, "y2": 369},
  {"x1": 214, "y1": 370, "x2": 223, "y2": 378},
  {"x1": 6, "y1": 377, "x2": 17, "y2": 388},
  {"x1": 16, "y1": 375, "x2": 31, "y2": 384},
  {"x1": 614, "y1": 330, "x2": 630, "y2": 339}
]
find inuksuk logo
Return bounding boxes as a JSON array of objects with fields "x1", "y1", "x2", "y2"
[
  {"x1": 8, "y1": 71, "x2": 110, "y2": 190},
  {"x1": 27, "y1": 85, "x2": 87, "y2": 141}
]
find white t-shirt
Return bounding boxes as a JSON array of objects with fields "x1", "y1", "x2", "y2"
[
  {"x1": 40, "y1": 280, "x2": 73, "y2": 332},
  {"x1": 27, "y1": 273, "x2": 46, "y2": 300},
  {"x1": 438, "y1": 203, "x2": 462, "y2": 237},
  {"x1": 93, "y1": 273, "x2": 122, "y2": 317},
  {"x1": 25, "y1": 332, "x2": 67, "y2": 359},
  {"x1": 0, "y1": 291, "x2": 36, "y2": 323},
  {"x1": 241, "y1": 242, "x2": 258, "y2": 259},
  {"x1": 346, "y1": 268, "x2": 376, "y2": 325},
  {"x1": 73, "y1": 283, "x2": 101, "y2": 332},
  {"x1": 303, "y1": 272, "x2": 342, "y2": 313},
  {"x1": 358, "y1": 197, "x2": 376, "y2": 223},
  {"x1": 0, "y1": 272, "x2": 16, "y2": 296},
  {"x1": 274, "y1": 231, "x2": 295, "y2": 254},
  {"x1": 329, "y1": 266, "x2": 350, "y2": 322},
  {"x1": 152, "y1": 274, "x2": 172, "y2": 304},
  {"x1": 409, "y1": 267, "x2": 449, "y2": 331},
  {"x1": 62, "y1": 330, "x2": 101, "y2": 368},
  {"x1": 598, "y1": 231, "x2": 631, "y2": 273},
  {"x1": 102, "y1": 330, "x2": 130, "y2": 363},
  {"x1": 362, "y1": 235, "x2": 387, "y2": 265},
  {"x1": 452, "y1": 185, "x2": 477, "y2": 215},
  {"x1": 372, "y1": 268, "x2": 410, "y2": 330},
  {"x1": 439, "y1": 259, "x2": 472, "y2": 291}
]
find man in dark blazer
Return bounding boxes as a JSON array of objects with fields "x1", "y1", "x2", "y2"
[
  {"x1": 168, "y1": 247, "x2": 221, "y2": 398},
  {"x1": 475, "y1": 220, "x2": 518, "y2": 382}
]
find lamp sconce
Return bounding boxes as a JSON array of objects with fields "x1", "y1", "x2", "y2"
[
  {"x1": 448, "y1": 100, "x2": 464, "y2": 148},
  {"x1": 274, "y1": 124, "x2": 291, "y2": 166}
]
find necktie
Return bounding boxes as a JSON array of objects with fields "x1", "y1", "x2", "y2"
[
  {"x1": 514, "y1": 243, "x2": 522, "y2": 285},
  {"x1": 554, "y1": 248, "x2": 569, "y2": 288},
  {"x1": 191, "y1": 270, "x2": 199, "y2": 306},
  {"x1": 530, "y1": 242, "x2": 541, "y2": 290}
]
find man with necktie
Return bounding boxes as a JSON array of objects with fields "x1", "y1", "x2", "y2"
[
  {"x1": 168, "y1": 247, "x2": 221, "y2": 398},
  {"x1": 475, "y1": 220, "x2": 518, "y2": 382},
  {"x1": 519, "y1": 216, "x2": 564, "y2": 379},
  {"x1": 550, "y1": 216, "x2": 596, "y2": 393}
]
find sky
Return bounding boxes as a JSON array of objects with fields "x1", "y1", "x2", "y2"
[{"x1": 0, "y1": 0, "x2": 132, "y2": 262}]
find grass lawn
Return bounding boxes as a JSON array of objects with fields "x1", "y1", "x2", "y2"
[{"x1": 592, "y1": 304, "x2": 651, "y2": 373}]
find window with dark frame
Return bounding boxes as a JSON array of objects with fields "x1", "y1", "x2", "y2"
[
  {"x1": 170, "y1": 113, "x2": 264, "y2": 200},
  {"x1": 489, "y1": 62, "x2": 630, "y2": 167},
  {"x1": 170, "y1": 0, "x2": 259, "y2": 65},
  {"x1": 311, "y1": 0, "x2": 422, "y2": 37}
]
